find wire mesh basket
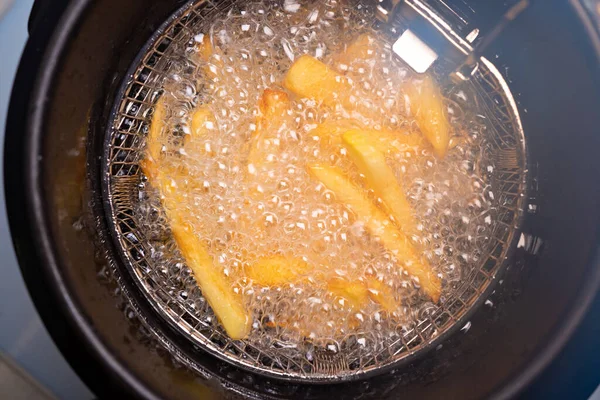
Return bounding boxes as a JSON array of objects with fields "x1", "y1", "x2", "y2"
[{"x1": 103, "y1": 0, "x2": 527, "y2": 381}]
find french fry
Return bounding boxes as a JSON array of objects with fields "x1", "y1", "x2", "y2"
[
  {"x1": 308, "y1": 165, "x2": 441, "y2": 302},
  {"x1": 190, "y1": 106, "x2": 215, "y2": 139},
  {"x1": 342, "y1": 129, "x2": 417, "y2": 234},
  {"x1": 181, "y1": 105, "x2": 218, "y2": 160},
  {"x1": 284, "y1": 55, "x2": 352, "y2": 109},
  {"x1": 310, "y1": 119, "x2": 426, "y2": 154},
  {"x1": 374, "y1": 129, "x2": 427, "y2": 154},
  {"x1": 146, "y1": 97, "x2": 167, "y2": 164},
  {"x1": 406, "y1": 75, "x2": 450, "y2": 158},
  {"x1": 169, "y1": 214, "x2": 251, "y2": 339},
  {"x1": 366, "y1": 278, "x2": 401, "y2": 314},
  {"x1": 247, "y1": 89, "x2": 292, "y2": 173},
  {"x1": 328, "y1": 276, "x2": 402, "y2": 314},
  {"x1": 332, "y1": 33, "x2": 377, "y2": 67},
  {"x1": 186, "y1": 105, "x2": 217, "y2": 151},
  {"x1": 194, "y1": 34, "x2": 213, "y2": 61},
  {"x1": 309, "y1": 119, "x2": 363, "y2": 146},
  {"x1": 257, "y1": 88, "x2": 290, "y2": 127},
  {"x1": 193, "y1": 33, "x2": 225, "y2": 82},
  {"x1": 327, "y1": 278, "x2": 369, "y2": 310},
  {"x1": 245, "y1": 256, "x2": 313, "y2": 287},
  {"x1": 143, "y1": 96, "x2": 251, "y2": 340}
]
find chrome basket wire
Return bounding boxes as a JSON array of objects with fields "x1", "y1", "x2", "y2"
[{"x1": 103, "y1": 0, "x2": 527, "y2": 381}]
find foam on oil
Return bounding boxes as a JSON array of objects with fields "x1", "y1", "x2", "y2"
[{"x1": 136, "y1": 0, "x2": 497, "y2": 352}]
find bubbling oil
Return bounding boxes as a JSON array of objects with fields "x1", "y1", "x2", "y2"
[{"x1": 137, "y1": 0, "x2": 497, "y2": 349}]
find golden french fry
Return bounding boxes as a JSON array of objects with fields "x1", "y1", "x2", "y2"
[
  {"x1": 406, "y1": 75, "x2": 450, "y2": 158},
  {"x1": 245, "y1": 256, "x2": 313, "y2": 287},
  {"x1": 308, "y1": 165, "x2": 441, "y2": 302},
  {"x1": 366, "y1": 278, "x2": 401, "y2": 314},
  {"x1": 194, "y1": 34, "x2": 213, "y2": 61},
  {"x1": 284, "y1": 55, "x2": 352, "y2": 109},
  {"x1": 190, "y1": 106, "x2": 215, "y2": 138},
  {"x1": 332, "y1": 33, "x2": 377, "y2": 67},
  {"x1": 257, "y1": 88, "x2": 290, "y2": 126},
  {"x1": 247, "y1": 89, "x2": 292, "y2": 172},
  {"x1": 193, "y1": 33, "x2": 225, "y2": 81},
  {"x1": 169, "y1": 215, "x2": 251, "y2": 340},
  {"x1": 146, "y1": 97, "x2": 167, "y2": 163},
  {"x1": 186, "y1": 105, "x2": 217, "y2": 151},
  {"x1": 309, "y1": 119, "x2": 363, "y2": 146},
  {"x1": 143, "y1": 96, "x2": 251, "y2": 340},
  {"x1": 180, "y1": 105, "x2": 218, "y2": 161},
  {"x1": 327, "y1": 278, "x2": 369, "y2": 310},
  {"x1": 342, "y1": 129, "x2": 417, "y2": 234},
  {"x1": 374, "y1": 129, "x2": 427, "y2": 154},
  {"x1": 309, "y1": 119, "x2": 426, "y2": 154}
]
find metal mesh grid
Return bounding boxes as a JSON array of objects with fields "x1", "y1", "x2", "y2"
[{"x1": 104, "y1": 0, "x2": 527, "y2": 381}]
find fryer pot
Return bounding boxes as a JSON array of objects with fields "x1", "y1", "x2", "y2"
[{"x1": 4, "y1": 0, "x2": 600, "y2": 399}]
